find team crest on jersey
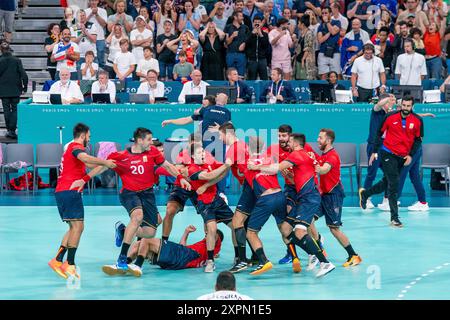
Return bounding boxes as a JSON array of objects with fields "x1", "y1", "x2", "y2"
[
  {"x1": 143, "y1": 156, "x2": 148, "y2": 163},
  {"x1": 409, "y1": 123, "x2": 414, "y2": 129}
]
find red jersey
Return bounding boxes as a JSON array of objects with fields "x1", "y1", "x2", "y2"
[
  {"x1": 185, "y1": 237, "x2": 222, "y2": 268},
  {"x1": 225, "y1": 140, "x2": 249, "y2": 185},
  {"x1": 377, "y1": 111, "x2": 423, "y2": 157},
  {"x1": 318, "y1": 148, "x2": 342, "y2": 194},
  {"x1": 174, "y1": 149, "x2": 219, "y2": 186},
  {"x1": 108, "y1": 146, "x2": 165, "y2": 192},
  {"x1": 285, "y1": 149, "x2": 316, "y2": 193},
  {"x1": 245, "y1": 153, "x2": 280, "y2": 195},
  {"x1": 188, "y1": 162, "x2": 222, "y2": 204},
  {"x1": 266, "y1": 144, "x2": 293, "y2": 185},
  {"x1": 56, "y1": 142, "x2": 87, "y2": 192}
]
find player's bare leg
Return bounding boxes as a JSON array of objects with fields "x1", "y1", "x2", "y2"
[
  {"x1": 204, "y1": 220, "x2": 218, "y2": 272},
  {"x1": 329, "y1": 226, "x2": 362, "y2": 267},
  {"x1": 162, "y1": 202, "x2": 181, "y2": 240}
]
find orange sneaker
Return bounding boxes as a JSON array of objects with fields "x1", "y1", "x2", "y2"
[
  {"x1": 60, "y1": 261, "x2": 69, "y2": 274},
  {"x1": 48, "y1": 258, "x2": 67, "y2": 279},
  {"x1": 343, "y1": 255, "x2": 362, "y2": 267},
  {"x1": 292, "y1": 258, "x2": 302, "y2": 273},
  {"x1": 250, "y1": 261, "x2": 273, "y2": 276}
]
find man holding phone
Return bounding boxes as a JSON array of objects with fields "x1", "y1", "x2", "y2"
[{"x1": 245, "y1": 16, "x2": 270, "y2": 80}]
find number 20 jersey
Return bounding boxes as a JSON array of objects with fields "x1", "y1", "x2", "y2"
[{"x1": 107, "y1": 146, "x2": 165, "y2": 192}]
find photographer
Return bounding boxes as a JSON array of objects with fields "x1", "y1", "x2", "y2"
[
  {"x1": 245, "y1": 16, "x2": 270, "y2": 80},
  {"x1": 269, "y1": 18, "x2": 296, "y2": 80}
]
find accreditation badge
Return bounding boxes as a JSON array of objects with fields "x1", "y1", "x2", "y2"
[
  {"x1": 143, "y1": 156, "x2": 148, "y2": 163},
  {"x1": 409, "y1": 123, "x2": 414, "y2": 129}
]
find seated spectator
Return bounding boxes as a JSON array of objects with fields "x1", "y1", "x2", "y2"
[
  {"x1": 245, "y1": 15, "x2": 270, "y2": 80},
  {"x1": 226, "y1": 0, "x2": 252, "y2": 30},
  {"x1": 243, "y1": 0, "x2": 263, "y2": 22},
  {"x1": 172, "y1": 50, "x2": 194, "y2": 82},
  {"x1": 224, "y1": 11, "x2": 250, "y2": 77},
  {"x1": 410, "y1": 27, "x2": 426, "y2": 56},
  {"x1": 91, "y1": 70, "x2": 117, "y2": 102},
  {"x1": 154, "y1": 0, "x2": 177, "y2": 36},
  {"x1": 51, "y1": 27, "x2": 81, "y2": 80},
  {"x1": 199, "y1": 20, "x2": 226, "y2": 80},
  {"x1": 292, "y1": 0, "x2": 322, "y2": 20},
  {"x1": 71, "y1": 9, "x2": 98, "y2": 69},
  {"x1": 395, "y1": 38, "x2": 427, "y2": 85},
  {"x1": 423, "y1": 21, "x2": 444, "y2": 79},
  {"x1": 197, "y1": 271, "x2": 252, "y2": 300},
  {"x1": 49, "y1": 68, "x2": 84, "y2": 104},
  {"x1": 226, "y1": 67, "x2": 251, "y2": 103},
  {"x1": 178, "y1": 0, "x2": 202, "y2": 39},
  {"x1": 0, "y1": 0, "x2": 15, "y2": 43},
  {"x1": 156, "y1": 19, "x2": 177, "y2": 81},
  {"x1": 113, "y1": 38, "x2": 137, "y2": 80},
  {"x1": 261, "y1": 0, "x2": 278, "y2": 31},
  {"x1": 178, "y1": 69, "x2": 209, "y2": 103},
  {"x1": 340, "y1": 18, "x2": 370, "y2": 79},
  {"x1": 85, "y1": 0, "x2": 109, "y2": 69},
  {"x1": 45, "y1": 23, "x2": 61, "y2": 80},
  {"x1": 60, "y1": 6, "x2": 77, "y2": 30},
  {"x1": 397, "y1": 0, "x2": 429, "y2": 33},
  {"x1": 269, "y1": 18, "x2": 296, "y2": 80},
  {"x1": 167, "y1": 30, "x2": 199, "y2": 65},
  {"x1": 137, "y1": 69, "x2": 165, "y2": 103},
  {"x1": 331, "y1": 2, "x2": 348, "y2": 32},
  {"x1": 373, "y1": 27, "x2": 394, "y2": 77},
  {"x1": 105, "y1": 23, "x2": 129, "y2": 77},
  {"x1": 130, "y1": 15, "x2": 153, "y2": 61},
  {"x1": 317, "y1": 7, "x2": 341, "y2": 80},
  {"x1": 327, "y1": 71, "x2": 345, "y2": 90},
  {"x1": 107, "y1": 0, "x2": 134, "y2": 34},
  {"x1": 80, "y1": 50, "x2": 99, "y2": 79},
  {"x1": 136, "y1": 46, "x2": 159, "y2": 81},
  {"x1": 259, "y1": 67, "x2": 296, "y2": 103},
  {"x1": 294, "y1": 14, "x2": 317, "y2": 80},
  {"x1": 209, "y1": 2, "x2": 228, "y2": 31},
  {"x1": 347, "y1": 0, "x2": 375, "y2": 33},
  {"x1": 439, "y1": 74, "x2": 450, "y2": 92}
]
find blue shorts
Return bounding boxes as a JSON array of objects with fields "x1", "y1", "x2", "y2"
[
  {"x1": 155, "y1": 240, "x2": 200, "y2": 270},
  {"x1": 197, "y1": 196, "x2": 233, "y2": 224},
  {"x1": 247, "y1": 191, "x2": 287, "y2": 232},
  {"x1": 286, "y1": 179, "x2": 321, "y2": 228},
  {"x1": 284, "y1": 184, "x2": 297, "y2": 208},
  {"x1": 119, "y1": 188, "x2": 159, "y2": 229},
  {"x1": 235, "y1": 180, "x2": 256, "y2": 216},
  {"x1": 167, "y1": 186, "x2": 198, "y2": 211},
  {"x1": 55, "y1": 190, "x2": 84, "y2": 222},
  {"x1": 316, "y1": 185, "x2": 345, "y2": 227}
]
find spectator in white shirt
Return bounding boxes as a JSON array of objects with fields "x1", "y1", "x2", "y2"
[
  {"x1": 136, "y1": 46, "x2": 159, "y2": 81},
  {"x1": 80, "y1": 50, "x2": 99, "y2": 80},
  {"x1": 137, "y1": 69, "x2": 165, "y2": 103},
  {"x1": 49, "y1": 68, "x2": 84, "y2": 104},
  {"x1": 85, "y1": 0, "x2": 108, "y2": 68},
  {"x1": 395, "y1": 38, "x2": 427, "y2": 86},
  {"x1": 178, "y1": 69, "x2": 209, "y2": 103},
  {"x1": 197, "y1": 271, "x2": 252, "y2": 300},
  {"x1": 130, "y1": 15, "x2": 153, "y2": 61},
  {"x1": 331, "y1": 2, "x2": 348, "y2": 32},
  {"x1": 105, "y1": 23, "x2": 128, "y2": 72},
  {"x1": 51, "y1": 27, "x2": 81, "y2": 80},
  {"x1": 91, "y1": 70, "x2": 116, "y2": 102},
  {"x1": 71, "y1": 9, "x2": 98, "y2": 70},
  {"x1": 113, "y1": 38, "x2": 136, "y2": 80},
  {"x1": 209, "y1": 2, "x2": 228, "y2": 31},
  {"x1": 351, "y1": 43, "x2": 386, "y2": 102}
]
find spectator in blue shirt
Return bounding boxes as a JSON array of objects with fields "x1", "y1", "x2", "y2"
[
  {"x1": 317, "y1": 7, "x2": 342, "y2": 79},
  {"x1": 226, "y1": 67, "x2": 252, "y2": 103},
  {"x1": 259, "y1": 68, "x2": 296, "y2": 103},
  {"x1": 292, "y1": 0, "x2": 322, "y2": 19},
  {"x1": 347, "y1": 0, "x2": 375, "y2": 33},
  {"x1": 372, "y1": 0, "x2": 397, "y2": 18}
]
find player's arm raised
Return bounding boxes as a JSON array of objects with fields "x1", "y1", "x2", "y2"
[
  {"x1": 179, "y1": 225, "x2": 196, "y2": 246},
  {"x1": 161, "y1": 160, "x2": 192, "y2": 190}
]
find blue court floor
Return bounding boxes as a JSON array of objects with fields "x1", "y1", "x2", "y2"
[{"x1": 1, "y1": 204, "x2": 449, "y2": 300}]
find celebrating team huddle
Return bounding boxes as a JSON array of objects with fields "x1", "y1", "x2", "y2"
[{"x1": 48, "y1": 121, "x2": 362, "y2": 281}]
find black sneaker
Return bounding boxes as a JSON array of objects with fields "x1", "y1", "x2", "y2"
[
  {"x1": 390, "y1": 219, "x2": 403, "y2": 228},
  {"x1": 229, "y1": 261, "x2": 248, "y2": 273},
  {"x1": 359, "y1": 188, "x2": 368, "y2": 209}
]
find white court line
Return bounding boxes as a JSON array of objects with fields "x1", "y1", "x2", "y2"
[{"x1": 396, "y1": 262, "x2": 450, "y2": 300}]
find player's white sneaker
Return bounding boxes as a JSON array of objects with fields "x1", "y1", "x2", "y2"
[
  {"x1": 219, "y1": 193, "x2": 228, "y2": 205},
  {"x1": 407, "y1": 201, "x2": 429, "y2": 211},
  {"x1": 127, "y1": 263, "x2": 142, "y2": 277},
  {"x1": 366, "y1": 198, "x2": 375, "y2": 209},
  {"x1": 307, "y1": 255, "x2": 319, "y2": 271},
  {"x1": 377, "y1": 198, "x2": 400, "y2": 211},
  {"x1": 316, "y1": 262, "x2": 335, "y2": 278},
  {"x1": 204, "y1": 260, "x2": 216, "y2": 273}
]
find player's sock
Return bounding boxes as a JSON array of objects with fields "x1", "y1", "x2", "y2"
[
  {"x1": 291, "y1": 234, "x2": 329, "y2": 263},
  {"x1": 162, "y1": 236, "x2": 169, "y2": 241},
  {"x1": 207, "y1": 250, "x2": 214, "y2": 261},
  {"x1": 287, "y1": 243, "x2": 298, "y2": 259},
  {"x1": 67, "y1": 247, "x2": 77, "y2": 266},
  {"x1": 135, "y1": 255, "x2": 145, "y2": 268},
  {"x1": 255, "y1": 248, "x2": 269, "y2": 265},
  {"x1": 120, "y1": 243, "x2": 131, "y2": 256},
  {"x1": 234, "y1": 246, "x2": 239, "y2": 259},
  {"x1": 247, "y1": 239, "x2": 257, "y2": 259},
  {"x1": 316, "y1": 234, "x2": 324, "y2": 250},
  {"x1": 234, "y1": 227, "x2": 247, "y2": 262},
  {"x1": 344, "y1": 244, "x2": 357, "y2": 257},
  {"x1": 126, "y1": 257, "x2": 133, "y2": 264},
  {"x1": 55, "y1": 245, "x2": 67, "y2": 262}
]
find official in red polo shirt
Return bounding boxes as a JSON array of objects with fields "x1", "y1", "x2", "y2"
[{"x1": 359, "y1": 96, "x2": 424, "y2": 228}]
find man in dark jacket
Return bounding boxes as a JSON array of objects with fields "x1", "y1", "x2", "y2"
[
  {"x1": 245, "y1": 15, "x2": 270, "y2": 80},
  {"x1": 0, "y1": 41, "x2": 28, "y2": 139}
]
